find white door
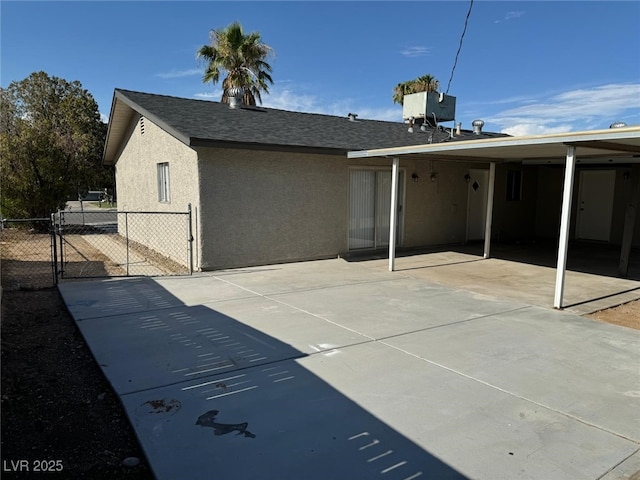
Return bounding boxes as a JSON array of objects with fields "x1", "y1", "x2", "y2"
[
  {"x1": 466, "y1": 169, "x2": 489, "y2": 241},
  {"x1": 576, "y1": 170, "x2": 616, "y2": 242},
  {"x1": 349, "y1": 169, "x2": 404, "y2": 250}
]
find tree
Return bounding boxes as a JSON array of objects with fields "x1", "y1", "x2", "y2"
[
  {"x1": 392, "y1": 74, "x2": 440, "y2": 105},
  {"x1": 0, "y1": 71, "x2": 109, "y2": 218},
  {"x1": 197, "y1": 21, "x2": 274, "y2": 106}
]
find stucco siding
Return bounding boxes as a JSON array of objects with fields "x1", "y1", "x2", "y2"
[
  {"x1": 115, "y1": 116, "x2": 200, "y2": 267},
  {"x1": 197, "y1": 149, "x2": 347, "y2": 270},
  {"x1": 401, "y1": 159, "x2": 476, "y2": 247}
]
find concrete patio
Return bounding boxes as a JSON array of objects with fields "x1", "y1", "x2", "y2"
[{"x1": 58, "y1": 252, "x2": 640, "y2": 480}]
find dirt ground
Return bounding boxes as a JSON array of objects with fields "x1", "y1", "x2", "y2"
[
  {"x1": 1, "y1": 288, "x2": 152, "y2": 479},
  {"x1": 1, "y1": 229, "x2": 638, "y2": 478},
  {"x1": 586, "y1": 299, "x2": 640, "y2": 329}
]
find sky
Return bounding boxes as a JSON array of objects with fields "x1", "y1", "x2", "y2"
[{"x1": 1, "y1": 0, "x2": 639, "y2": 136}]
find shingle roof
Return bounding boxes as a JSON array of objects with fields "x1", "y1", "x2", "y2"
[{"x1": 104, "y1": 89, "x2": 508, "y2": 164}]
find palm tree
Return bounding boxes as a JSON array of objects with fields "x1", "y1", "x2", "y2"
[
  {"x1": 392, "y1": 74, "x2": 440, "y2": 105},
  {"x1": 197, "y1": 21, "x2": 274, "y2": 106}
]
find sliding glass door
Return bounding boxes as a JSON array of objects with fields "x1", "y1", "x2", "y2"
[{"x1": 349, "y1": 169, "x2": 404, "y2": 250}]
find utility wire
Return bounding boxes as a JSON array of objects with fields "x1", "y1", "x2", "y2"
[{"x1": 446, "y1": 0, "x2": 474, "y2": 94}]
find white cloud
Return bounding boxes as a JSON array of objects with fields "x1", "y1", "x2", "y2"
[
  {"x1": 194, "y1": 90, "x2": 221, "y2": 100},
  {"x1": 400, "y1": 46, "x2": 431, "y2": 58},
  {"x1": 261, "y1": 88, "x2": 402, "y2": 122},
  {"x1": 505, "y1": 11, "x2": 525, "y2": 20},
  {"x1": 495, "y1": 10, "x2": 525, "y2": 23},
  {"x1": 488, "y1": 83, "x2": 640, "y2": 135},
  {"x1": 500, "y1": 123, "x2": 572, "y2": 137},
  {"x1": 156, "y1": 68, "x2": 201, "y2": 79},
  {"x1": 100, "y1": 112, "x2": 109, "y2": 123}
]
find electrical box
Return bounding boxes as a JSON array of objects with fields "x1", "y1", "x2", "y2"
[{"x1": 402, "y1": 92, "x2": 457, "y2": 124}]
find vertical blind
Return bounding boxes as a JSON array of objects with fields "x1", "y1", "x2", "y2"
[{"x1": 349, "y1": 170, "x2": 402, "y2": 250}]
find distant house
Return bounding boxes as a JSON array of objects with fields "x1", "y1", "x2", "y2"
[{"x1": 103, "y1": 89, "x2": 639, "y2": 275}]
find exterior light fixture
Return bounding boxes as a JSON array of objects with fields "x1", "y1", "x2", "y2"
[
  {"x1": 464, "y1": 174, "x2": 471, "y2": 183},
  {"x1": 430, "y1": 173, "x2": 438, "y2": 182},
  {"x1": 411, "y1": 173, "x2": 419, "y2": 182}
]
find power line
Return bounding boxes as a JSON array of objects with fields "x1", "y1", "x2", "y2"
[{"x1": 446, "y1": 0, "x2": 474, "y2": 95}]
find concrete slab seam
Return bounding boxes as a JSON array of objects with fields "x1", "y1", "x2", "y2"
[
  {"x1": 212, "y1": 275, "x2": 378, "y2": 341},
  {"x1": 379, "y1": 340, "x2": 640, "y2": 444},
  {"x1": 372, "y1": 305, "x2": 531, "y2": 341},
  {"x1": 595, "y1": 447, "x2": 640, "y2": 480},
  {"x1": 265, "y1": 277, "x2": 435, "y2": 298}
]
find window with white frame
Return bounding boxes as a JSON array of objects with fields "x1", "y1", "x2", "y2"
[{"x1": 157, "y1": 162, "x2": 170, "y2": 203}]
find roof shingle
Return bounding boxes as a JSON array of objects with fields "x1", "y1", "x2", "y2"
[{"x1": 105, "y1": 89, "x2": 508, "y2": 163}]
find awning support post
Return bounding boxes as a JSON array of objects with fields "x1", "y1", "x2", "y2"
[
  {"x1": 554, "y1": 146, "x2": 576, "y2": 309},
  {"x1": 484, "y1": 162, "x2": 496, "y2": 258},
  {"x1": 389, "y1": 157, "x2": 399, "y2": 272}
]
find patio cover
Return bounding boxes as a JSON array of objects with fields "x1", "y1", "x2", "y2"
[{"x1": 347, "y1": 126, "x2": 640, "y2": 309}]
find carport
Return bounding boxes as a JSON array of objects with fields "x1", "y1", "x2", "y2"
[{"x1": 347, "y1": 126, "x2": 640, "y2": 309}]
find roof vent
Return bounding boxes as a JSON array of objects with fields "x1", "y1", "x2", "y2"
[
  {"x1": 227, "y1": 87, "x2": 244, "y2": 109},
  {"x1": 348, "y1": 113, "x2": 358, "y2": 122},
  {"x1": 472, "y1": 119, "x2": 484, "y2": 134},
  {"x1": 610, "y1": 121, "x2": 627, "y2": 128}
]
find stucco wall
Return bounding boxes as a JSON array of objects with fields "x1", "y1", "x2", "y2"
[
  {"x1": 400, "y1": 159, "x2": 471, "y2": 247},
  {"x1": 197, "y1": 148, "x2": 349, "y2": 270},
  {"x1": 115, "y1": 116, "x2": 200, "y2": 267},
  {"x1": 196, "y1": 151, "x2": 496, "y2": 270}
]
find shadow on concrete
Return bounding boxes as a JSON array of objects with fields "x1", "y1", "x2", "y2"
[
  {"x1": 343, "y1": 240, "x2": 640, "y2": 280},
  {"x1": 64, "y1": 277, "x2": 469, "y2": 480},
  {"x1": 489, "y1": 241, "x2": 640, "y2": 281}
]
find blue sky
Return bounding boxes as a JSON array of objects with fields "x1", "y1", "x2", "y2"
[{"x1": 1, "y1": 1, "x2": 639, "y2": 135}]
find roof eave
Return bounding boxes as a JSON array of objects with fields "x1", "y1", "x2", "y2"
[
  {"x1": 102, "y1": 89, "x2": 192, "y2": 165},
  {"x1": 189, "y1": 137, "x2": 347, "y2": 156},
  {"x1": 347, "y1": 126, "x2": 640, "y2": 162}
]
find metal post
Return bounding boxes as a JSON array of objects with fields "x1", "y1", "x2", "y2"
[
  {"x1": 389, "y1": 157, "x2": 400, "y2": 272},
  {"x1": 50, "y1": 213, "x2": 58, "y2": 285},
  {"x1": 188, "y1": 203, "x2": 194, "y2": 275},
  {"x1": 125, "y1": 211, "x2": 129, "y2": 276},
  {"x1": 483, "y1": 162, "x2": 496, "y2": 259},
  {"x1": 554, "y1": 146, "x2": 576, "y2": 309},
  {"x1": 58, "y1": 210, "x2": 65, "y2": 278}
]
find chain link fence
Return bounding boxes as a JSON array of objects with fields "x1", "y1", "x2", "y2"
[
  {"x1": 55, "y1": 208, "x2": 193, "y2": 279},
  {"x1": 1, "y1": 218, "x2": 56, "y2": 290},
  {"x1": 1, "y1": 208, "x2": 194, "y2": 289}
]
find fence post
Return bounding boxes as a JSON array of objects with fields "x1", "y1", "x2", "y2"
[
  {"x1": 188, "y1": 204, "x2": 194, "y2": 275},
  {"x1": 58, "y1": 210, "x2": 65, "y2": 278},
  {"x1": 125, "y1": 211, "x2": 129, "y2": 276},
  {"x1": 50, "y1": 213, "x2": 58, "y2": 285}
]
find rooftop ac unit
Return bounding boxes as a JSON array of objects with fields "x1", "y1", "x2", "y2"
[{"x1": 402, "y1": 92, "x2": 456, "y2": 124}]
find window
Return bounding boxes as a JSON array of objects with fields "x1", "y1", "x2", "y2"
[
  {"x1": 157, "y1": 162, "x2": 170, "y2": 202},
  {"x1": 506, "y1": 170, "x2": 522, "y2": 201}
]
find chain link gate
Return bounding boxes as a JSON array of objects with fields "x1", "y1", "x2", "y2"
[{"x1": 54, "y1": 206, "x2": 194, "y2": 279}]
